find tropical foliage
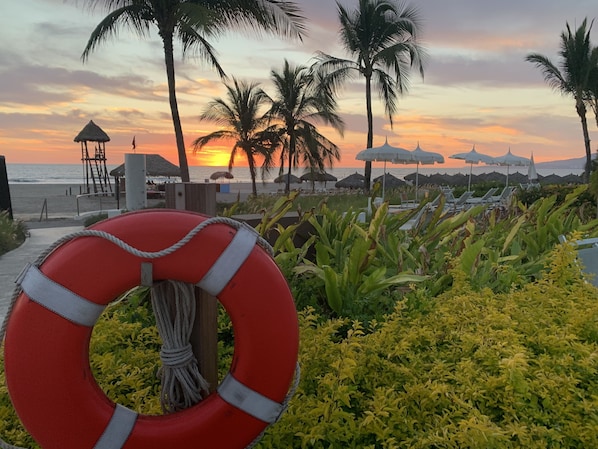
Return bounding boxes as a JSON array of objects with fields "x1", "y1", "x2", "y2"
[
  {"x1": 267, "y1": 186, "x2": 598, "y2": 320},
  {"x1": 316, "y1": 0, "x2": 426, "y2": 192},
  {"x1": 258, "y1": 251, "x2": 598, "y2": 448},
  {"x1": 0, "y1": 212, "x2": 27, "y2": 256},
  {"x1": 526, "y1": 18, "x2": 598, "y2": 182},
  {"x1": 192, "y1": 78, "x2": 277, "y2": 196},
  {"x1": 267, "y1": 60, "x2": 344, "y2": 193},
  {"x1": 81, "y1": 0, "x2": 306, "y2": 182}
]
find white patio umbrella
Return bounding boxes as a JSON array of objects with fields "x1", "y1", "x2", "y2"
[
  {"x1": 527, "y1": 153, "x2": 538, "y2": 184},
  {"x1": 399, "y1": 143, "x2": 444, "y2": 198},
  {"x1": 356, "y1": 138, "x2": 412, "y2": 198},
  {"x1": 449, "y1": 145, "x2": 496, "y2": 191},
  {"x1": 492, "y1": 148, "x2": 530, "y2": 186}
]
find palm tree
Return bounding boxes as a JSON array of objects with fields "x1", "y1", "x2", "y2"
[
  {"x1": 192, "y1": 78, "x2": 278, "y2": 197},
  {"x1": 267, "y1": 60, "x2": 344, "y2": 193},
  {"x1": 588, "y1": 55, "x2": 598, "y2": 128},
  {"x1": 315, "y1": 0, "x2": 425, "y2": 192},
  {"x1": 526, "y1": 18, "x2": 598, "y2": 182},
  {"x1": 81, "y1": 0, "x2": 305, "y2": 182}
]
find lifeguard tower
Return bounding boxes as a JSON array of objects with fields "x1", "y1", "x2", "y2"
[{"x1": 74, "y1": 120, "x2": 112, "y2": 194}]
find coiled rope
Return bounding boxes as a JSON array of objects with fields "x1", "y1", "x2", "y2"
[
  {"x1": 0, "y1": 216, "x2": 299, "y2": 449},
  {"x1": 151, "y1": 280, "x2": 210, "y2": 412}
]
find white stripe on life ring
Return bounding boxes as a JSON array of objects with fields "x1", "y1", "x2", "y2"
[
  {"x1": 93, "y1": 404, "x2": 138, "y2": 449},
  {"x1": 197, "y1": 225, "x2": 257, "y2": 296},
  {"x1": 17, "y1": 263, "x2": 106, "y2": 327},
  {"x1": 218, "y1": 374, "x2": 283, "y2": 423}
]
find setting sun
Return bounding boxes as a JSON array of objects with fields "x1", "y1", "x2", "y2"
[{"x1": 191, "y1": 145, "x2": 234, "y2": 167}]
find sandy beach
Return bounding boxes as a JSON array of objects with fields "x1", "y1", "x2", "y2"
[{"x1": 5, "y1": 181, "x2": 285, "y2": 222}]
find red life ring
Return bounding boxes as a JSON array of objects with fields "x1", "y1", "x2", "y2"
[{"x1": 4, "y1": 210, "x2": 299, "y2": 449}]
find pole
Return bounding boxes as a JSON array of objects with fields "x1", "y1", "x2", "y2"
[
  {"x1": 165, "y1": 183, "x2": 218, "y2": 392},
  {"x1": 0, "y1": 156, "x2": 13, "y2": 220},
  {"x1": 468, "y1": 163, "x2": 473, "y2": 192}
]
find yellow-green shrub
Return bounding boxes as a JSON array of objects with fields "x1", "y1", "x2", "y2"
[{"x1": 255, "y1": 244, "x2": 598, "y2": 448}]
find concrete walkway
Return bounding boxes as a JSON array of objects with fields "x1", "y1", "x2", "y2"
[{"x1": 0, "y1": 224, "x2": 83, "y2": 325}]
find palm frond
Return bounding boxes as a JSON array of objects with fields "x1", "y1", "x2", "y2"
[
  {"x1": 192, "y1": 130, "x2": 236, "y2": 149},
  {"x1": 313, "y1": 52, "x2": 361, "y2": 92},
  {"x1": 373, "y1": 69, "x2": 398, "y2": 127},
  {"x1": 175, "y1": 10, "x2": 226, "y2": 77},
  {"x1": 208, "y1": 0, "x2": 306, "y2": 40},
  {"x1": 82, "y1": 5, "x2": 151, "y2": 61},
  {"x1": 525, "y1": 54, "x2": 567, "y2": 93}
]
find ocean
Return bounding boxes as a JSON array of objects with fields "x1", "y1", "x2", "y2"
[{"x1": 5, "y1": 163, "x2": 584, "y2": 185}]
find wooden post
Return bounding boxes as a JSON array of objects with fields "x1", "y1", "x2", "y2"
[
  {"x1": 0, "y1": 156, "x2": 13, "y2": 220},
  {"x1": 165, "y1": 183, "x2": 218, "y2": 392}
]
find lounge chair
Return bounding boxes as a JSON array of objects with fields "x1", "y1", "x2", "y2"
[
  {"x1": 465, "y1": 187, "x2": 498, "y2": 205},
  {"x1": 489, "y1": 186, "x2": 515, "y2": 205},
  {"x1": 520, "y1": 182, "x2": 540, "y2": 191},
  {"x1": 399, "y1": 205, "x2": 428, "y2": 231},
  {"x1": 445, "y1": 191, "x2": 473, "y2": 210},
  {"x1": 439, "y1": 186, "x2": 454, "y2": 198},
  {"x1": 558, "y1": 235, "x2": 598, "y2": 287},
  {"x1": 397, "y1": 195, "x2": 441, "y2": 230}
]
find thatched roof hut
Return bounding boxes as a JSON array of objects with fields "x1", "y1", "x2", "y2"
[{"x1": 110, "y1": 154, "x2": 181, "y2": 178}]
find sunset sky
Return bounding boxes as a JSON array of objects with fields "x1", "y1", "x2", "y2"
[{"x1": 1, "y1": 0, "x2": 597, "y2": 169}]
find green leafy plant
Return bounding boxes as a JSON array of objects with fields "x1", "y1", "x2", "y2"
[
  {"x1": 0, "y1": 212, "x2": 27, "y2": 256},
  {"x1": 285, "y1": 203, "x2": 425, "y2": 320}
]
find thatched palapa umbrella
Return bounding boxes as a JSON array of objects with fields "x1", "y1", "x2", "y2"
[
  {"x1": 210, "y1": 171, "x2": 234, "y2": 180},
  {"x1": 404, "y1": 172, "x2": 431, "y2": 185},
  {"x1": 300, "y1": 171, "x2": 338, "y2": 191},
  {"x1": 373, "y1": 173, "x2": 405, "y2": 189},
  {"x1": 335, "y1": 172, "x2": 365, "y2": 189},
  {"x1": 479, "y1": 171, "x2": 506, "y2": 183},
  {"x1": 560, "y1": 174, "x2": 583, "y2": 184},
  {"x1": 300, "y1": 171, "x2": 337, "y2": 183},
  {"x1": 540, "y1": 174, "x2": 563, "y2": 185},
  {"x1": 274, "y1": 173, "x2": 301, "y2": 184}
]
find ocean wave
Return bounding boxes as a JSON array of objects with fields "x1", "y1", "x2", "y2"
[{"x1": 8, "y1": 178, "x2": 43, "y2": 183}]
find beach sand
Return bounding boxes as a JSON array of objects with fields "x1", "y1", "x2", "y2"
[{"x1": 5, "y1": 181, "x2": 285, "y2": 223}]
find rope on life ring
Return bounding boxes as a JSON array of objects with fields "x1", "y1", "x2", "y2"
[{"x1": 1, "y1": 211, "x2": 300, "y2": 449}]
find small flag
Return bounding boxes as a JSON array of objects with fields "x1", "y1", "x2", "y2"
[{"x1": 132, "y1": 136, "x2": 136, "y2": 150}]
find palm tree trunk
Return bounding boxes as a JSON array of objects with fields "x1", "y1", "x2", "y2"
[
  {"x1": 577, "y1": 100, "x2": 592, "y2": 183},
  {"x1": 248, "y1": 155, "x2": 258, "y2": 197},
  {"x1": 364, "y1": 75, "x2": 374, "y2": 194},
  {"x1": 286, "y1": 132, "x2": 296, "y2": 193},
  {"x1": 163, "y1": 33, "x2": 190, "y2": 182}
]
